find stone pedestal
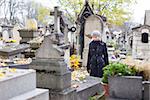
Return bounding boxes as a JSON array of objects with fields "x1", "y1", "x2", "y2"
[
  {"x1": 29, "y1": 58, "x2": 76, "y2": 100},
  {"x1": 18, "y1": 29, "x2": 40, "y2": 43},
  {"x1": 18, "y1": 30, "x2": 39, "y2": 38},
  {"x1": 29, "y1": 58, "x2": 71, "y2": 90}
]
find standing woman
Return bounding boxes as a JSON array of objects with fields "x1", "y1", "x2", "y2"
[{"x1": 87, "y1": 30, "x2": 109, "y2": 78}]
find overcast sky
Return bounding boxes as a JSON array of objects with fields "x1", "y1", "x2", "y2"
[{"x1": 131, "y1": 0, "x2": 150, "y2": 24}]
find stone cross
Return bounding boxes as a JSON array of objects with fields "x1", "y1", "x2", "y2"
[{"x1": 50, "y1": 6, "x2": 62, "y2": 42}]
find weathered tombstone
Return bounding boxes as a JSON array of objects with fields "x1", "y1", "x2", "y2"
[
  {"x1": 18, "y1": 19, "x2": 40, "y2": 44},
  {"x1": 108, "y1": 76, "x2": 143, "y2": 100},
  {"x1": 12, "y1": 25, "x2": 22, "y2": 44},
  {"x1": 1, "y1": 25, "x2": 14, "y2": 41},
  {"x1": 29, "y1": 35, "x2": 76, "y2": 100},
  {"x1": 82, "y1": 15, "x2": 104, "y2": 67},
  {"x1": 2, "y1": 30, "x2": 9, "y2": 41}
]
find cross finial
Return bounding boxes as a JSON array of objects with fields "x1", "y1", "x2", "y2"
[
  {"x1": 85, "y1": 0, "x2": 89, "y2": 6},
  {"x1": 50, "y1": 6, "x2": 62, "y2": 44}
]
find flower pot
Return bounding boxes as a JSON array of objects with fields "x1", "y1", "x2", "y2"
[{"x1": 101, "y1": 82, "x2": 109, "y2": 97}]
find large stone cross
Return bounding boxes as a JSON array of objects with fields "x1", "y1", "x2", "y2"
[{"x1": 50, "y1": 6, "x2": 62, "y2": 42}]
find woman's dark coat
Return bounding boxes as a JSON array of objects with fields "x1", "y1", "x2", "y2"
[{"x1": 87, "y1": 40, "x2": 109, "y2": 78}]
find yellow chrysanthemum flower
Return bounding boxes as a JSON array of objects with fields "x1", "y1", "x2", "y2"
[
  {"x1": 70, "y1": 55, "x2": 80, "y2": 70},
  {"x1": 0, "y1": 73, "x2": 5, "y2": 78},
  {"x1": 9, "y1": 68, "x2": 17, "y2": 73}
]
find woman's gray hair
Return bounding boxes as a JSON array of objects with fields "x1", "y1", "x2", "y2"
[{"x1": 91, "y1": 30, "x2": 102, "y2": 37}]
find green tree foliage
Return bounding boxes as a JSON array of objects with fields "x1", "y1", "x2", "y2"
[
  {"x1": 37, "y1": 5, "x2": 50, "y2": 25},
  {"x1": 28, "y1": 1, "x2": 51, "y2": 25},
  {"x1": 59, "y1": 0, "x2": 136, "y2": 26}
]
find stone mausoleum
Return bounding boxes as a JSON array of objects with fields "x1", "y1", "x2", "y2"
[{"x1": 132, "y1": 10, "x2": 150, "y2": 59}]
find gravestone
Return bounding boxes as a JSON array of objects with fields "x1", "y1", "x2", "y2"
[
  {"x1": 12, "y1": 25, "x2": 22, "y2": 44},
  {"x1": 82, "y1": 15, "x2": 104, "y2": 67},
  {"x1": 18, "y1": 29, "x2": 40, "y2": 43},
  {"x1": 18, "y1": 19, "x2": 40, "y2": 44},
  {"x1": 108, "y1": 76, "x2": 143, "y2": 100},
  {"x1": 29, "y1": 35, "x2": 76, "y2": 100},
  {"x1": 2, "y1": 30, "x2": 9, "y2": 41},
  {"x1": 2, "y1": 25, "x2": 14, "y2": 41}
]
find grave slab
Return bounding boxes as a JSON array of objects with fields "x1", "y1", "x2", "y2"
[
  {"x1": 0, "y1": 44, "x2": 30, "y2": 57},
  {"x1": 0, "y1": 69, "x2": 36, "y2": 100},
  {"x1": 72, "y1": 76, "x2": 103, "y2": 100}
]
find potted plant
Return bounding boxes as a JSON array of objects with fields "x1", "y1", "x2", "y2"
[{"x1": 101, "y1": 62, "x2": 137, "y2": 96}]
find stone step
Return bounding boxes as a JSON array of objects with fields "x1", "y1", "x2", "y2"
[
  {"x1": 10, "y1": 88, "x2": 49, "y2": 100},
  {"x1": 0, "y1": 69, "x2": 36, "y2": 100}
]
